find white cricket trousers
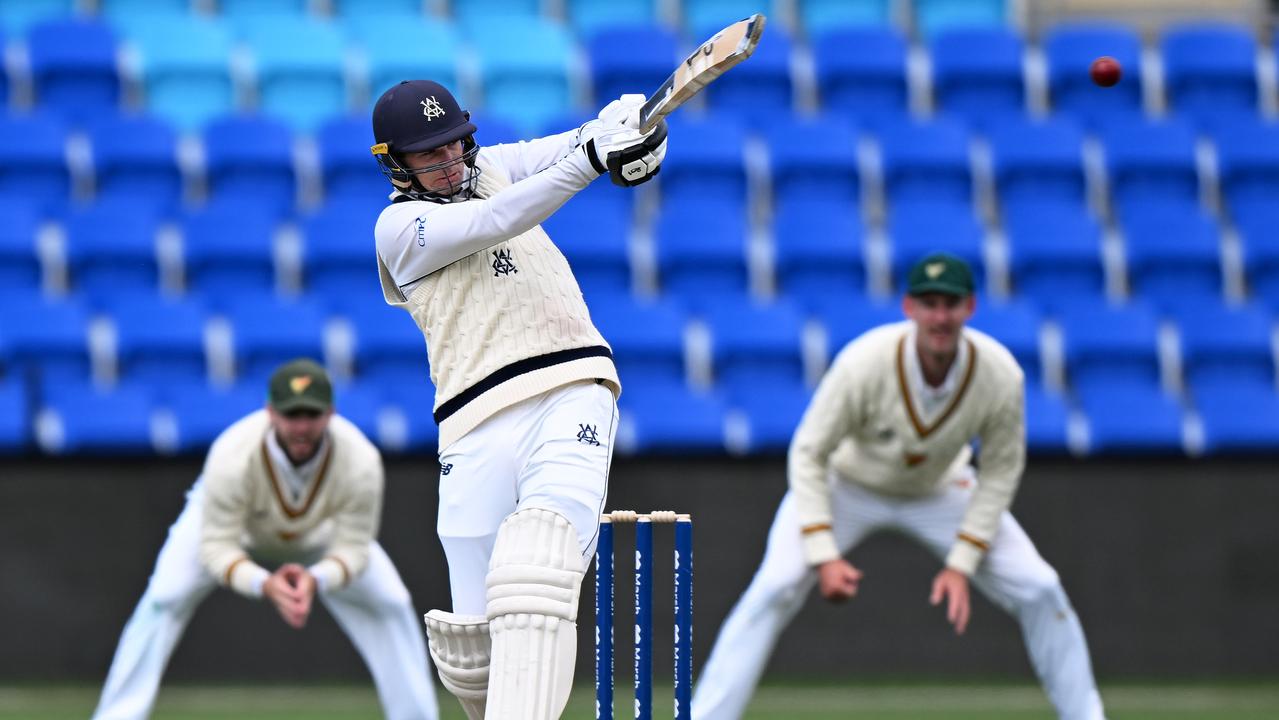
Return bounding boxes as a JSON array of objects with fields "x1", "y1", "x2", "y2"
[
  {"x1": 92, "y1": 482, "x2": 439, "y2": 720},
  {"x1": 435, "y1": 379, "x2": 618, "y2": 615},
  {"x1": 692, "y1": 471, "x2": 1106, "y2": 720}
]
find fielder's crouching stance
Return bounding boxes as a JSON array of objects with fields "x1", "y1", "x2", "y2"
[
  {"x1": 92, "y1": 359, "x2": 438, "y2": 720},
  {"x1": 369, "y1": 80, "x2": 666, "y2": 719}
]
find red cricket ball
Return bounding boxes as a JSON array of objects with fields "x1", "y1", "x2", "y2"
[{"x1": 1090, "y1": 56, "x2": 1122, "y2": 87}]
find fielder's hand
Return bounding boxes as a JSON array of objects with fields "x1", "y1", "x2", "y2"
[
  {"x1": 817, "y1": 558, "x2": 863, "y2": 603},
  {"x1": 264, "y1": 563, "x2": 316, "y2": 630},
  {"x1": 930, "y1": 567, "x2": 970, "y2": 635}
]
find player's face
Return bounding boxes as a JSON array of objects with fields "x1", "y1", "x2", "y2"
[
  {"x1": 403, "y1": 140, "x2": 466, "y2": 193},
  {"x1": 268, "y1": 407, "x2": 333, "y2": 464},
  {"x1": 903, "y1": 293, "x2": 975, "y2": 356}
]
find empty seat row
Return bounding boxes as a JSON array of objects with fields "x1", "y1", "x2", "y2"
[{"x1": 2, "y1": 0, "x2": 1008, "y2": 37}]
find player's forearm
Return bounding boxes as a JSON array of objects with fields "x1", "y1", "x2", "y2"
[
  {"x1": 202, "y1": 545, "x2": 270, "y2": 597},
  {"x1": 948, "y1": 397, "x2": 1026, "y2": 575},
  {"x1": 383, "y1": 149, "x2": 597, "y2": 282},
  {"x1": 483, "y1": 130, "x2": 579, "y2": 182},
  {"x1": 309, "y1": 487, "x2": 380, "y2": 592}
]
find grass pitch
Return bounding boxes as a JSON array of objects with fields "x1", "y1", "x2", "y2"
[{"x1": 2, "y1": 681, "x2": 1277, "y2": 719}]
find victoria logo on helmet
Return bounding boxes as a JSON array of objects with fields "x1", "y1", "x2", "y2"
[{"x1": 421, "y1": 96, "x2": 446, "y2": 121}]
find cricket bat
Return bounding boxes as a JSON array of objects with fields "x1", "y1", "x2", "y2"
[{"x1": 637, "y1": 13, "x2": 767, "y2": 133}]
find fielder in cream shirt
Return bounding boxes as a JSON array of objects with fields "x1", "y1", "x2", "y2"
[
  {"x1": 692, "y1": 254, "x2": 1106, "y2": 720},
  {"x1": 93, "y1": 359, "x2": 437, "y2": 720}
]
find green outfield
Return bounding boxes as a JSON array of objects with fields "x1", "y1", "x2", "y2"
[{"x1": 3, "y1": 682, "x2": 1277, "y2": 719}]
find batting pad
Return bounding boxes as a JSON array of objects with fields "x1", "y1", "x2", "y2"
[
  {"x1": 484, "y1": 508, "x2": 585, "y2": 720},
  {"x1": 424, "y1": 610, "x2": 490, "y2": 720}
]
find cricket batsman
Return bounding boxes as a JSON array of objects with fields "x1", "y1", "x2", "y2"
[{"x1": 368, "y1": 80, "x2": 666, "y2": 719}]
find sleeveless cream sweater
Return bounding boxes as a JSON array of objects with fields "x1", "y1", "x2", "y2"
[{"x1": 376, "y1": 157, "x2": 620, "y2": 449}]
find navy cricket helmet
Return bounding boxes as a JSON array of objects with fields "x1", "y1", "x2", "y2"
[{"x1": 370, "y1": 80, "x2": 481, "y2": 200}]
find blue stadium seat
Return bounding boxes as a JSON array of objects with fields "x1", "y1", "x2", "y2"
[
  {"x1": 915, "y1": 0, "x2": 1002, "y2": 37},
  {"x1": 27, "y1": 18, "x2": 121, "y2": 125},
  {"x1": 217, "y1": 0, "x2": 309, "y2": 25},
  {"x1": 929, "y1": 27, "x2": 1025, "y2": 128},
  {"x1": 681, "y1": 0, "x2": 765, "y2": 31},
  {"x1": 798, "y1": 0, "x2": 894, "y2": 34},
  {"x1": 1192, "y1": 381, "x2": 1279, "y2": 454},
  {"x1": 1212, "y1": 117, "x2": 1279, "y2": 222},
  {"x1": 1056, "y1": 300, "x2": 1161, "y2": 396},
  {"x1": 817, "y1": 298, "x2": 902, "y2": 357},
  {"x1": 568, "y1": 0, "x2": 658, "y2": 34},
  {"x1": 1174, "y1": 302, "x2": 1274, "y2": 390},
  {"x1": 660, "y1": 114, "x2": 748, "y2": 205},
  {"x1": 655, "y1": 199, "x2": 749, "y2": 307},
  {"x1": 913, "y1": 0, "x2": 1006, "y2": 38},
  {"x1": 350, "y1": 17, "x2": 463, "y2": 112},
  {"x1": 618, "y1": 380, "x2": 726, "y2": 453},
  {"x1": 1004, "y1": 203, "x2": 1105, "y2": 311},
  {"x1": 331, "y1": 0, "x2": 420, "y2": 17},
  {"x1": 702, "y1": 296, "x2": 806, "y2": 392},
  {"x1": 590, "y1": 294, "x2": 687, "y2": 387},
  {"x1": 1103, "y1": 118, "x2": 1199, "y2": 218},
  {"x1": 471, "y1": 18, "x2": 576, "y2": 134},
  {"x1": 86, "y1": 113, "x2": 182, "y2": 216},
  {"x1": 1162, "y1": 24, "x2": 1259, "y2": 130},
  {"x1": 338, "y1": 297, "x2": 429, "y2": 385},
  {"x1": 125, "y1": 16, "x2": 237, "y2": 131},
  {"x1": 887, "y1": 202, "x2": 985, "y2": 289},
  {"x1": 202, "y1": 115, "x2": 297, "y2": 218},
  {"x1": 702, "y1": 25, "x2": 794, "y2": 126},
  {"x1": 765, "y1": 114, "x2": 860, "y2": 208},
  {"x1": 0, "y1": 112, "x2": 70, "y2": 217},
  {"x1": 539, "y1": 193, "x2": 632, "y2": 298},
  {"x1": 39, "y1": 382, "x2": 155, "y2": 454},
  {"x1": 333, "y1": 380, "x2": 385, "y2": 446},
  {"x1": 812, "y1": 26, "x2": 909, "y2": 126},
  {"x1": 1235, "y1": 211, "x2": 1279, "y2": 306},
  {"x1": 470, "y1": 113, "x2": 524, "y2": 146},
  {"x1": 300, "y1": 200, "x2": 384, "y2": 295},
  {"x1": 0, "y1": 0, "x2": 72, "y2": 34},
  {"x1": 0, "y1": 292, "x2": 90, "y2": 383},
  {"x1": 1043, "y1": 23, "x2": 1143, "y2": 128},
  {"x1": 224, "y1": 294, "x2": 328, "y2": 383},
  {"x1": 877, "y1": 119, "x2": 972, "y2": 208},
  {"x1": 0, "y1": 376, "x2": 30, "y2": 452},
  {"x1": 63, "y1": 201, "x2": 162, "y2": 303},
  {"x1": 99, "y1": 0, "x2": 192, "y2": 25},
  {"x1": 0, "y1": 200, "x2": 41, "y2": 289},
  {"x1": 968, "y1": 298, "x2": 1042, "y2": 382},
  {"x1": 243, "y1": 18, "x2": 349, "y2": 131},
  {"x1": 110, "y1": 293, "x2": 208, "y2": 383},
  {"x1": 1122, "y1": 205, "x2": 1223, "y2": 310},
  {"x1": 316, "y1": 115, "x2": 384, "y2": 203},
  {"x1": 380, "y1": 379, "x2": 438, "y2": 451},
  {"x1": 587, "y1": 24, "x2": 676, "y2": 108},
  {"x1": 772, "y1": 198, "x2": 865, "y2": 311},
  {"x1": 180, "y1": 202, "x2": 278, "y2": 297},
  {"x1": 1024, "y1": 383, "x2": 1069, "y2": 453},
  {"x1": 453, "y1": 0, "x2": 540, "y2": 25},
  {"x1": 987, "y1": 117, "x2": 1086, "y2": 212},
  {"x1": 163, "y1": 381, "x2": 263, "y2": 453},
  {"x1": 1077, "y1": 382, "x2": 1185, "y2": 454},
  {"x1": 729, "y1": 379, "x2": 812, "y2": 453}
]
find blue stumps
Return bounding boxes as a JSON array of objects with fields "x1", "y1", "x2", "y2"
[
  {"x1": 595, "y1": 517, "x2": 614, "y2": 720},
  {"x1": 674, "y1": 516, "x2": 693, "y2": 720},
  {"x1": 635, "y1": 517, "x2": 653, "y2": 720}
]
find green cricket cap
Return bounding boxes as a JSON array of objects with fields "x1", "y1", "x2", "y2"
[
  {"x1": 906, "y1": 252, "x2": 975, "y2": 297},
  {"x1": 267, "y1": 358, "x2": 333, "y2": 413}
]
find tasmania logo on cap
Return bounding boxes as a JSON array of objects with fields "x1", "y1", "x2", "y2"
[
  {"x1": 289, "y1": 376, "x2": 313, "y2": 394},
  {"x1": 925, "y1": 262, "x2": 945, "y2": 279},
  {"x1": 421, "y1": 96, "x2": 446, "y2": 121}
]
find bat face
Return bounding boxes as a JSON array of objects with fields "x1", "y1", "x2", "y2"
[{"x1": 637, "y1": 13, "x2": 766, "y2": 133}]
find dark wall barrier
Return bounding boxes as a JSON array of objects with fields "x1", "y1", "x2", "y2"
[{"x1": 2, "y1": 456, "x2": 1277, "y2": 684}]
